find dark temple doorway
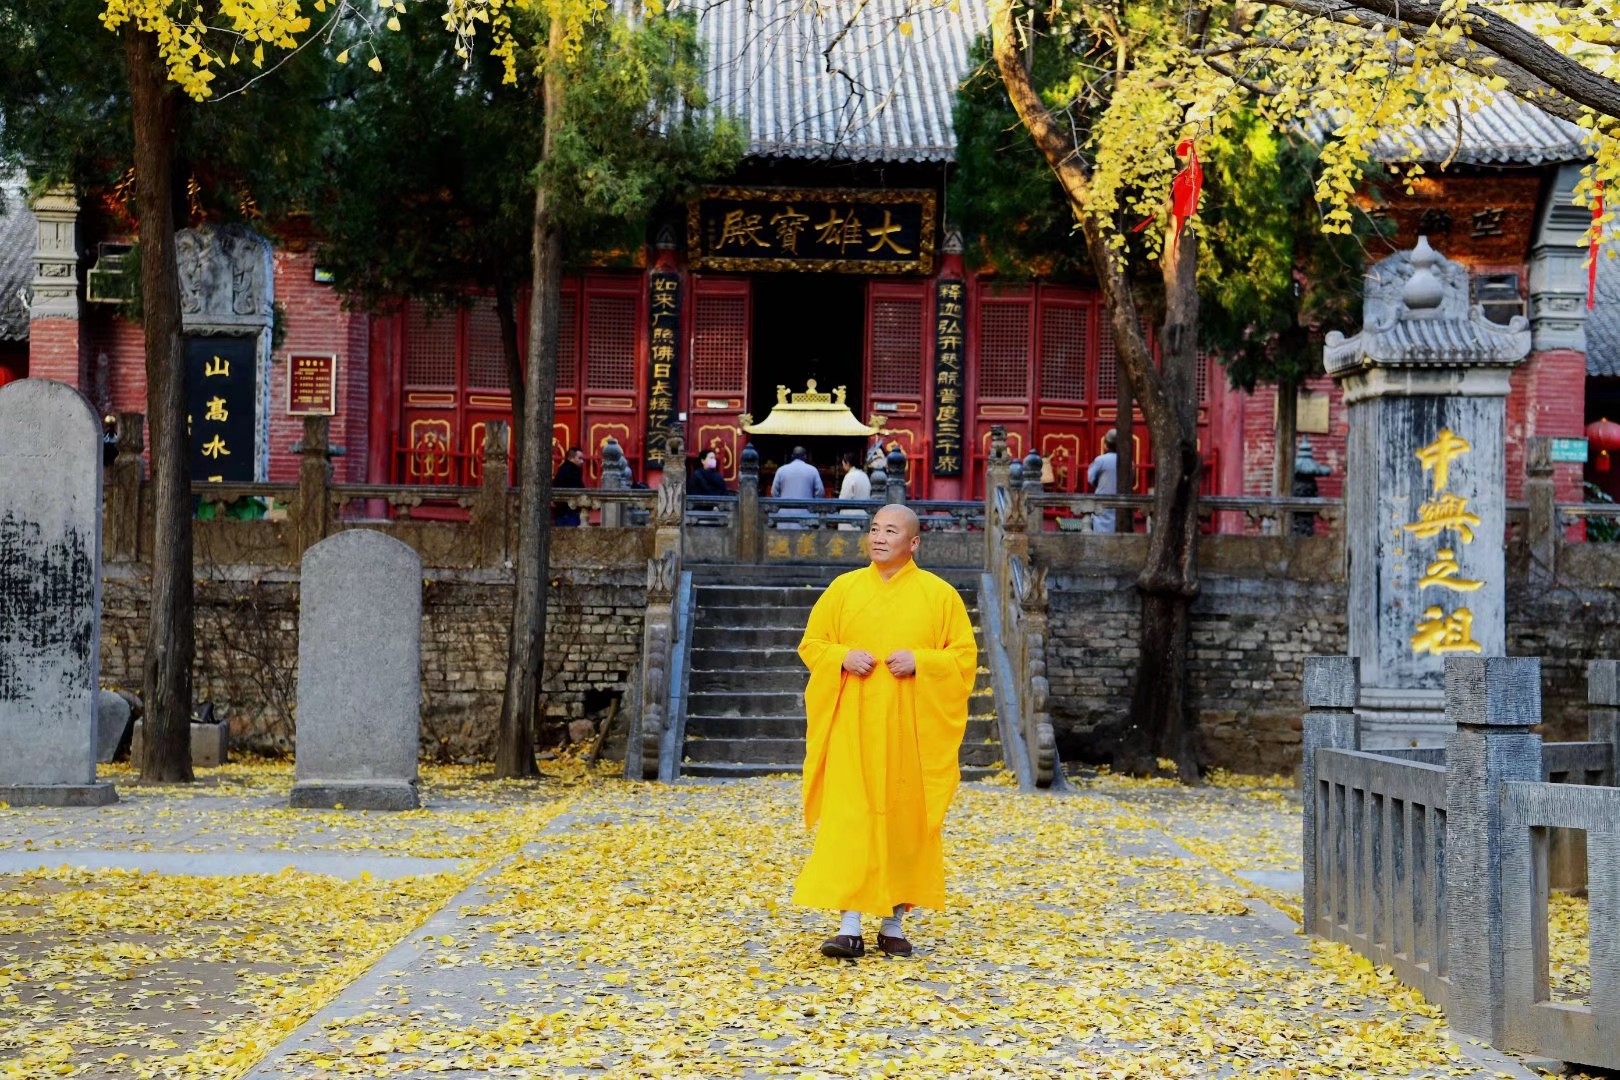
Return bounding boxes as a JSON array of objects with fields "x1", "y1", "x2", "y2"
[{"x1": 749, "y1": 273, "x2": 865, "y2": 490}]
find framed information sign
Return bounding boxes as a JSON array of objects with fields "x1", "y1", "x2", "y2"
[{"x1": 287, "y1": 353, "x2": 338, "y2": 417}]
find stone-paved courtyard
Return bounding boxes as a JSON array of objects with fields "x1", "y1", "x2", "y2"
[{"x1": 0, "y1": 763, "x2": 1588, "y2": 1078}]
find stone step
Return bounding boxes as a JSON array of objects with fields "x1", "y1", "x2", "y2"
[
  {"x1": 681, "y1": 761, "x2": 804, "y2": 779},
  {"x1": 695, "y1": 586, "x2": 827, "y2": 608},
  {"x1": 682, "y1": 761, "x2": 1002, "y2": 781},
  {"x1": 685, "y1": 737, "x2": 804, "y2": 764},
  {"x1": 687, "y1": 648, "x2": 805, "y2": 673},
  {"x1": 687, "y1": 691, "x2": 805, "y2": 718},
  {"x1": 688, "y1": 669, "x2": 806, "y2": 693},
  {"x1": 685, "y1": 715, "x2": 1000, "y2": 743},
  {"x1": 686, "y1": 667, "x2": 996, "y2": 694},
  {"x1": 681, "y1": 740, "x2": 1003, "y2": 769},
  {"x1": 693, "y1": 626, "x2": 804, "y2": 650}
]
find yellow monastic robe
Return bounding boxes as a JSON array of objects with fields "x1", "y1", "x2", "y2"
[{"x1": 792, "y1": 560, "x2": 977, "y2": 915}]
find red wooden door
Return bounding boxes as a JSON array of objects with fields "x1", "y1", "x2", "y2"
[
  {"x1": 969, "y1": 283, "x2": 1035, "y2": 497},
  {"x1": 866, "y1": 280, "x2": 931, "y2": 498},
  {"x1": 687, "y1": 275, "x2": 751, "y2": 485},
  {"x1": 579, "y1": 274, "x2": 644, "y2": 482}
]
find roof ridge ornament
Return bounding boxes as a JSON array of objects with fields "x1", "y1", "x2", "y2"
[
  {"x1": 1323, "y1": 237, "x2": 1531, "y2": 377},
  {"x1": 1402, "y1": 236, "x2": 1444, "y2": 314}
]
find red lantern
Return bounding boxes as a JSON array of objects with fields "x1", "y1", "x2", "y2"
[{"x1": 1586, "y1": 418, "x2": 1620, "y2": 473}]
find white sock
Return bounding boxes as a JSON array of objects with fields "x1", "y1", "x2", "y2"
[
  {"x1": 838, "y1": 910, "x2": 862, "y2": 937},
  {"x1": 880, "y1": 905, "x2": 904, "y2": 938}
]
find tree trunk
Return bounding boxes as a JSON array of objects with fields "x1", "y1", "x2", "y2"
[
  {"x1": 990, "y1": 0, "x2": 1202, "y2": 779},
  {"x1": 1117, "y1": 224, "x2": 1202, "y2": 781},
  {"x1": 125, "y1": 26, "x2": 195, "y2": 783},
  {"x1": 497, "y1": 21, "x2": 566, "y2": 780},
  {"x1": 493, "y1": 268, "x2": 526, "y2": 467},
  {"x1": 1274, "y1": 376, "x2": 1298, "y2": 498}
]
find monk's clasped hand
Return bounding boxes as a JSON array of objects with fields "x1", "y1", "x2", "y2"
[
  {"x1": 885, "y1": 650, "x2": 917, "y2": 677},
  {"x1": 843, "y1": 649, "x2": 878, "y2": 675}
]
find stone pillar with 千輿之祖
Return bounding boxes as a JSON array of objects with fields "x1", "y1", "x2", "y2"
[{"x1": 1323, "y1": 236, "x2": 1531, "y2": 749}]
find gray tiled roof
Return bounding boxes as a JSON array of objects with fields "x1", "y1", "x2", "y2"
[
  {"x1": 1309, "y1": 90, "x2": 1589, "y2": 167},
  {"x1": 1589, "y1": 248, "x2": 1620, "y2": 378},
  {"x1": 694, "y1": 0, "x2": 990, "y2": 163},
  {"x1": 0, "y1": 175, "x2": 34, "y2": 341}
]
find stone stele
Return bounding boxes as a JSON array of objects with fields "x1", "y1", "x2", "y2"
[
  {"x1": 290, "y1": 530, "x2": 423, "y2": 810},
  {"x1": 0, "y1": 379, "x2": 116, "y2": 806},
  {"x1": 1324, "y1": 237, "x2": 1531, "y2": 748}
]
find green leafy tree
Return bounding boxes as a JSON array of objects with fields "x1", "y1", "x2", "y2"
[
  {"x1": 313, "y1": 4, "x2": 538, "y2": 438},
  {"x1": 1194, "y1": 112, "x2": 1368, "y2": 494},
  {"x1": 0, "y1": 0, "x2": 330, "y2": 781},
  {"x1": 453, "y1": 4, "x2": 743, "y2": 777}
]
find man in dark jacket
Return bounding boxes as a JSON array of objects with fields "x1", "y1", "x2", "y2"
[{"x1": 553, "y1": 446, "x2": 586, "y2": 526}]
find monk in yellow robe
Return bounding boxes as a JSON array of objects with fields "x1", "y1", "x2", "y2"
[{"x1": 793, "y1": 505, "x2": 977, "y2": 959}]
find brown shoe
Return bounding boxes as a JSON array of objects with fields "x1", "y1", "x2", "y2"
[
  {"x1": 876, "y1": 934, "x2": 913, "y2": 957},
  {"x1": 819, "y1": 934, "x2": 865, "y2": 959}
]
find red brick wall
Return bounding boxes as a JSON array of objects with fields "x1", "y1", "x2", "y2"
[
  {"x1": 269, "y1": 247, "x2": 370, "y2": 482},
  {"x1": 27, "y1": 317, "x2": 83, "y2": 388},
  {"x1": 1524, "y1": 349, "x2": 1587, "y2": 501},
  {"x1": 1231, "y1": 375, "x2": 1347, "y2": 500}
]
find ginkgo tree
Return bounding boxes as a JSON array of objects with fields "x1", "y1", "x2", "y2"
[{"x1": 981, "y1": 0, "x2": 1617, "y2": 779}]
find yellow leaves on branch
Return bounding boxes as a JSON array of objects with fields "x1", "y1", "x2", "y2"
[{"x1": 100, "y1": 0, "x2": 312, "y2": 99}]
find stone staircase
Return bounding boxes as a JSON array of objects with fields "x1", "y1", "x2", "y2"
[{"x1": 680, "y1": 571, "x2": 1000, "y2": 780}]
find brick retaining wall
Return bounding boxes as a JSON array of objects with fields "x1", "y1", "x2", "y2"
[
  {"x1": 1048, "y1": 571, "x2": 1615, "y2": 773},
  {"x1": 101, "y1": 566, "x2": 645, "y2": 760}
]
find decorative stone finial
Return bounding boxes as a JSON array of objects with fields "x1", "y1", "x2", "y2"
[{"x1": 1402, "y1": 236, "x2": 1444, "y2": 313}]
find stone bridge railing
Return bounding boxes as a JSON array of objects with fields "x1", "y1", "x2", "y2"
[{"x1": 1302, "y1": 655, "x2": 1619, "y2": 1072}]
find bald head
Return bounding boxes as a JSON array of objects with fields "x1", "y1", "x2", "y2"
[
  {"x1": 868, "y1": 505, "x2": 921, "y2": 575},
  {"x1": 872, "y1": 504, "x2": 920, "y2": 538}
]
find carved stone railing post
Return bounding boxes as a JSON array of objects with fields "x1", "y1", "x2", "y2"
[
  {"x1": 1590, "y1": 660, "x2": 1620, "y2": 787},
  {"x1": 1525, "y1": 437, "x2": 1557, "y2": 588},
  {"x1": 600, "y1": 437, "x2": 627, "y2": 528},
  {"x1": 985, "y1": 425, "x2": 1010, "y2": 550},
  {"x1": 886, "y1": 444, "x2": 908, "y2": 505},
  {"x1": 635, "y1": 427, "x2": 687, "y2": 780},
  {"x1": 1018, "y1": 562, "x2": 1055, "y2": 787},
  {"x1": 869, "y1": 455, "x2": 888, "y2": 501},
  {"x1": 1022, "y1": 449, "x2": 1044, "y2": 497},
  {"x1": 635, "y1": 548, "x2": 679, "y2": 780},
  {"x1": 471, "y1": 420, "x2": 509, "y2": 565},
  {"x1": 737, "y1": 443, "x2": 760, "y2": 563},
  {"x1": 1444, "y1": 656, "x2": 1544, "y2": 1044},
  {"x1": 292, "y1": 416, "x2": 332, "y2": 557},
  {"x1": 1301, "y1": 655, "x2": 1360, "y2": 935},
  {"x1": 105, "y1": 412, "x2": 145, "y2": 562}
]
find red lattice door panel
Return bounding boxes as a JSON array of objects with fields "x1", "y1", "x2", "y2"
[
  {"x1": 866, "y1": 281, "x2": 930, "y2": 498},
  {"x1": 967, "y1": 284, "x2": 1034, "y2": 498},
  {"x1": 579, "y1": 275, "x2": 645, "y2": 483},
  {"x1": 1033, "y1": 289, "x2": 1091, "y2": 493},
  {"x1": 688, "y1": 275, "x2": 750, "y2": 484}
]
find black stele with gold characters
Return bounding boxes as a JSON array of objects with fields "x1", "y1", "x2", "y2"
[
  {"x1": 184, "y1": 337, "x2": 256, "y2": 483},
  {"x1": 689, "y1": 187, "x2": 936, "y2": 275}
]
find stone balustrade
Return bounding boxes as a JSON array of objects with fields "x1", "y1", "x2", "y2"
[{"x1": 1303, "y1": 655, "x2": 1620, "y2": 1072}]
